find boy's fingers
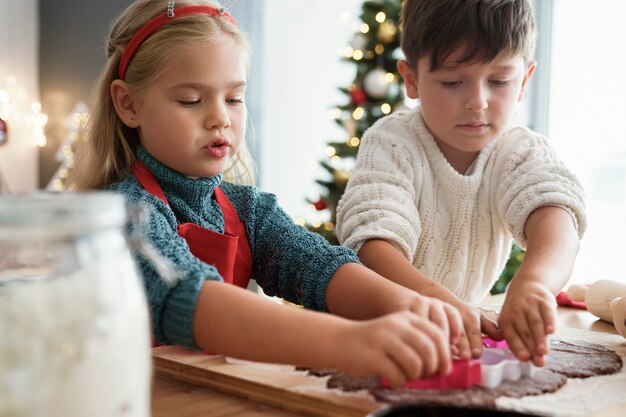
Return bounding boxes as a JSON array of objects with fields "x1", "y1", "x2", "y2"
[
  {"x1": 539, "y1": 302, "x2": 556, "y2": 336},
  {"x1": 527, "y1": 311, "x2": 547, "y2": 356},
  {"x1": 515, "y1": 316, "x2": 537, "y2": 359},
  {"x1": 480, "y1": 314, "x2": 503, "y2": 340},
  {"x1": 455, "y1": 332, "x2": 472, "y2": 360},
  {"x1": 502, "y1": 325, "x2": 531, "y2": 361},
  {"x1": 465, "y1": 317, "x2": 483, "y2": 358}
]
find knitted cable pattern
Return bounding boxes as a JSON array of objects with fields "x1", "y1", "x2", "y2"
[
  {"x1": 108, "y1": 147, "x2": 359, "y2": 350},
  {"x1": 336, "y1": 107, "x2": 586, "y2": 303}
]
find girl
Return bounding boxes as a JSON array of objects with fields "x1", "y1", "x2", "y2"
[{"x1": 69, "y1": 0, "x2": 463, "y2": 385}]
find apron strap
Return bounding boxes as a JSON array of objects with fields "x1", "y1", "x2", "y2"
[
  {"x1": 214, "y1": 187, "x2": 253, "y2": 288},
  {"x1": 132, "y1": 160, "x2": 169, "y2": 205}
]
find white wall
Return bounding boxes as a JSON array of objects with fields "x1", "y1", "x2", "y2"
[
  {"x1": 548, "y1": 0, "x2": 626, "y2": 284},
  {"x1": 0, "y1": 0, "x2": 39, "y2": 193},
  {"x1": 258, "y1": 0, "x2": 363, "y2": 219}
]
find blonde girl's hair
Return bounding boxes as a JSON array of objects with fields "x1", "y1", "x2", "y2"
[{"x1": 69, "y1": 0, "x2": 254, "y2": 190}]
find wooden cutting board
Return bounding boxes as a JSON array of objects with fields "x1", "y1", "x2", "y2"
[{"x1": 152, "y1": 346, "x2": 381, "y2": 417}]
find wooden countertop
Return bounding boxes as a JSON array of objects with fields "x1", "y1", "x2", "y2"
[{"x1": 151, "y1": 303, "x2": 624, "y2": 417}]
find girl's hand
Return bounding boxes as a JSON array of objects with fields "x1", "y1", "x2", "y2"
[
  {"x1": 395, "y1": 294, "x2": 463, "y2": 353},
  {"x1": 416, "y1": 285, "x2": 483, "y2": 360},
  {"x1": 498, "y1": 280, "x2": 556, "y2": 366},
  {"x1": 333, "y1": 310, "x2": 452, "y2": 386}
]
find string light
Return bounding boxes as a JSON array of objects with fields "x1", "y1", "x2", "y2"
[
  {"x1": 375, "y1": 44, "x2": 385, "y2": 55},
  {"x1": 381, "y1": 103, "x2": 392, "y2": 114},
  {"x1": 376, "y1": 12, "x2": 386, "y2": 23},
  {"x1": 352, "y1": 107, "x2": 365, "y2": 120},
  {"x1": 328, "y1": 108, "x2": 342, "y2": 119},
  {"x1": 326, "y1": 146, "x2": 336, "y2": 157},
  {"x1": 352, "y1": 50, "x2": 364, "y2": 60},
  {"x1": 324, "y1": 222, "x2": 334, "y2": 231},
  {"x1": 360, "y1": 23, "x2": 370, "y2": 33},
  {"x1": 347, "y1": 137, "x2": 360, "y2": 147},
  {"x1": 48, "y1": 102, "x2": 89, "y2": 190},
  {"x1": 0, "y1": 77, "x2": 48, "y2": 147}
]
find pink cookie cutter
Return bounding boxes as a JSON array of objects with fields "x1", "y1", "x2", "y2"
[
  {"x1": 482, "y1": 336, "x2": 509, "y2": 349},
  {"x1": 381, "y1": 358, "x2": 482, "y2": 389},
  {"x1": 381, "y1": 337, "x2": 536, "y2": 390}
]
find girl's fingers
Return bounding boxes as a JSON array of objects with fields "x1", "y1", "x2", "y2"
[
  {"x1": 409, "y1": 315, "x2": 453, "y2": 375},
  {"x1": 409, "y1": 298, "x2": 429, "y2": 318},
  {"x1": 427, "y1": 302, "x2": 450, "y2": 341},
  {"x1": 388, "y1": 336, "x2": 429, "y2": 381},
  {"x1": 379, "y1": 353, "x2": 411, "y2": 387}
]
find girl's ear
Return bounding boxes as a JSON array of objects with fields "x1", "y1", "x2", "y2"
[
  {"x1": 397, "y1": 59, "x2": 419, "y2": 99},
  {"x1": 518, "y1": 60, "x2": 537, "y2": 101},
  {"x1": 110, "y1": 80, "x2": 139, "y2": 127}
]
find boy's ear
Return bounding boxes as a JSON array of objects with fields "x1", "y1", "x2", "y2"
[
  {"x1": 518, "y1": 60, "x2": 537, "y2": 101},
  {"x1": 397, "y1": 59, "x2": 419, "y2": 99},
  {"x1": 110, "y1": 79, "x2": 139, "y2": 127}
]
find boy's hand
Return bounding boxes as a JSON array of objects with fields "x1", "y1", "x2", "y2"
[
  {"x1": 334, "y1": 310, "x2": 452, "y2": 386},
  {"x1": 498, "y1": 280, "x2": 556, "y2": 366}
]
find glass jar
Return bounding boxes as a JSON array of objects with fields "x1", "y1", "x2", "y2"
[{"x1": 0, "y1": 192, "x2": 151, "y2": 417}]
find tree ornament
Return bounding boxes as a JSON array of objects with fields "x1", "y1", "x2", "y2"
[
  {"x1": 350, "y1": 88, "x2": 367, "y2": 105},
  {"x1": 333, "y1": 169, "x2": 351, "y2": 187},
  {"x1": 0, "y1": 118, "x2": 7, "y2": 146},
  {"x1": 377, "y1": 21, "x2": 398, "y2": 44},
  {"x1": 363, "y1": 68, "x2": 390, "y2": 99},
  {"x1": 312, "y1": 198, "x2": 327, "y2": 211},
  {"x1": 351, "y1": 33, "x2": 368, "y2": 51}
]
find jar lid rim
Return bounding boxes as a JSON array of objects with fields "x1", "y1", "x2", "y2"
[{"x1": 0, "y1": 192, "x2": 127, "y2": 229}]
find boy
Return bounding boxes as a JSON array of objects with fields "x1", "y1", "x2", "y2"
[{"x1": 336, "y1": 0, "x2": 586, "y2": 366}]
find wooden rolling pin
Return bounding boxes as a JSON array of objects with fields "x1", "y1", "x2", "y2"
[{"x1": 567, "y1": 280, "x2": 626, "y2": 339}]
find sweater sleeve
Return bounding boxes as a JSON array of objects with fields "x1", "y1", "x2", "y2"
[
  {"x1": 493, "y1": 128, "x2": 587, "y2": 248},
  {"x1": 336, "y1": 126, "x2": 422, "y2": 262},
  {"x1": 223, "y1": 185, "x2": 360, "y2": 312},
  {"x1": 108, "y1": 180, "x2": 221, "y2": 351}
]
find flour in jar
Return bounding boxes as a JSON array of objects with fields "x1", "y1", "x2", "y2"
[{"x1": 0, "y1": 235, "x2": 151, "y2": 417}]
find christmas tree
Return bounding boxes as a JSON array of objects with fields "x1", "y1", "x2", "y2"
[
  {"x1": 304, "y1": 0, "x2": 403, "y2": 244},
  {"x1": 304, "y1": 0, "x2": 522, "y2": 294}
]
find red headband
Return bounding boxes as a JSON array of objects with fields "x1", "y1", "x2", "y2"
[{"x1": 117, "y1": 5, "x2": 237, "y2": 80}]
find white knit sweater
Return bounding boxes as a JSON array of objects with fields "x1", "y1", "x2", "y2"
[{"x1": 336, "y1": 106, "x2": 587, "y2": 303}]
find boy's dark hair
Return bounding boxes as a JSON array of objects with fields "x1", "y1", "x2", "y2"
[{"x1": 400, "y1": 0, "x2": 537, "y2": 70}]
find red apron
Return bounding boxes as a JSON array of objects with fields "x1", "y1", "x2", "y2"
[{"x1": 132, "y1": 160, "x2": 252, "y2": 288}]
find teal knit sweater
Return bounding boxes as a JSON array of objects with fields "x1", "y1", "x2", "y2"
[{"x1": 107, "y1": 147, "x2": 359, "y2": 350}]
